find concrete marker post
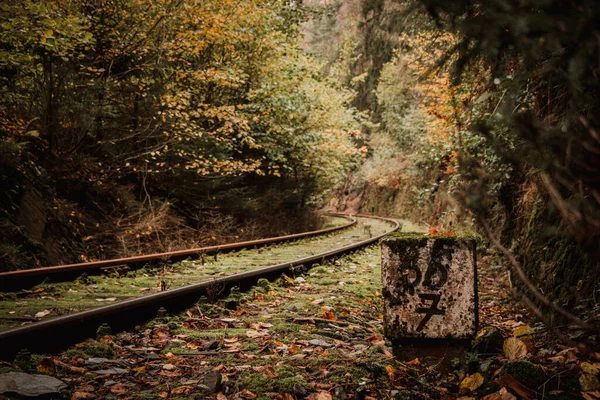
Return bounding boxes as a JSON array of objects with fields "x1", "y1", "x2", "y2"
[{"x1": 381, "y1": 232, "x2": 478, "y2": 369}]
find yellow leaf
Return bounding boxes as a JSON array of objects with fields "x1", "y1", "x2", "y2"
[
  {"x1": 582, "y1": 362, "x2": 600, "y2": 375},
  {"x1": 36, "y1": 357, "x2": 56, "y2": 375},
  {"x1": 503, "y1": 337, "x2": 527, "y2": 360},
  {"x1": 581, "y1": 374, "x2": 600, "y2": 392},
  {"x1": 459, "y1": 372, "x2": 484, "y2": 394}
]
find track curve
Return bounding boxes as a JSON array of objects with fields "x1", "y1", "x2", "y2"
[
  {"x1": 0, "y1": 214, "x2": 399, "y2": 360},
  {"x1": 0, "y1": 214, "x2": 356, "y2": 290}
]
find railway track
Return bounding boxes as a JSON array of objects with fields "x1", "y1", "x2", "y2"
[
  {"x1": 0, "y1": 214, "x2": 356, "y2": 291},
  {"x1": 0, "y1": 214, "x2": 399, "y2": 360}
]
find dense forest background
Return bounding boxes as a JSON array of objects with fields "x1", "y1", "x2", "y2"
[
  {"x1": 1, "y1": 0, "x2": 599, "y2": 320},
  {"x1": 0, "y1": 0, "x2": 363, "y2": 270}
]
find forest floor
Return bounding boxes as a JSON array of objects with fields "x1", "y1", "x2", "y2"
[{"x1": 3, "y1": 246, "x2": 598, "y2": 400}]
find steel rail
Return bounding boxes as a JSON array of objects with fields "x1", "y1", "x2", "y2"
[
  {"x1": 0, "y1": 214, "x2": 356, "y2": 289},
  {"x1": 0, "y1": 214, "x2": 400, "y2": 360}
]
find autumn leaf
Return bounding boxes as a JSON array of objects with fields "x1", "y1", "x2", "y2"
[
  {"x1": 35, "y1": 310, "x2": 51, "y2": 318},
  {"x1": 316, "y1": 392, "x2": 332, "y2": 400},
  {"x1": 322, "y1": 311, "x2": 338, "y2": 321},
  {"x1": 36, "y1": 357, "x2": 56, "y2": 375},
  {"x1": 581, "y1": 374, "x2": 600, "y2": 392},
  {"x1": 582, "y1": 362, "x2": 600, "y2": 375},
  {"x1": 582, "y1": 392, "x2": 600, "y2": 400},
  {"x1": 459, "y1": 373, "x2": 484, "y2": 394},
  {"x1": 386, "y1": 365, "x2": 403, "y2": 388},
  {"x1": 276, "y1": 394, "x2": 294, "y2": 400},
  {"x1": 503, "y1": 337, "x2": 527, "y2": 360}
]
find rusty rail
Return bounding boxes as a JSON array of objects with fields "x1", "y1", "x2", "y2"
[
  {"x1": 0, "y1": 214, "x2": 400, "y2": 360},
  {"x1": 0, "y1": 214, "x2": 356, "y2": 290}
]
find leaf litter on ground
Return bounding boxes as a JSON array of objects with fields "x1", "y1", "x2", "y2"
[{"x1": 5, "y1": 247, "x2": 599, "y2": 399}]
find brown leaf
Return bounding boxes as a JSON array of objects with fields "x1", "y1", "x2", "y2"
[
  {"x1": 582, "y1": 362, "x2": 600, "y2": 375},
  {"x1": 459, "y1": 373, "x2": 484, "y2": 394},
  {"x1": 239, "y1": 389, "x2": 256, "y2": 399},
  {"x1": 499, "y1": 387, "x2": 517, "y2": 400},
  {"x1": 262, "y1": 365, "x2": 279, "y2": 379},
  {"x1": 581, "y1": 374, "x2": 600, "y2": 392},
  {"x1": 503, "y1": 337, "x2": 527, "y2": 360},
  {"x1": 36, "y1": 357, "x2": 56, "y2": 375},
  {"x1": 110, "y1": 384, "x2": 129, "y2": 395},
  {"x1": 35, "y1": 310, "x2": 51, "y2": 318},
  {"x1": 276, "y1": 394, "x2": 294, "y2": 400},
  {"x1": 322, "y1": 311, "x2": 338, "y2": 321},
  {"x1": 494, "y1": 374, "x2": 536, "y2": 399},
  {"x1": 481, "y1": 395, "x2": 502, "y2": 400},
  {"x1": 316, "y1": 392, "x2": 332, "y2": 400},
  {"x1": 72, "y1": 392, "x2": 94, "y2": 399},
  {"x1": 407, "y1": 358, "x2": 420, "y2": 366},
  {"x1": 386, "y1": 365, "x2": 402, "y2": 388}
]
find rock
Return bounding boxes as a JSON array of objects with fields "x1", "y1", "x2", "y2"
[
  {"x1": 202, "y1": 370, "x2": 222, "y2": 394},
  {"x1": 295, "y1": 277, "x2": 306, "y2": 283},
  {"x1": 0, "y1": 372, "x2": 68, "y2": 398},
  {"x1": 474, "y1": 326, "x2": 504, "y2": 354},
  {"x1": 203, "y1": 340, "x2": 219, "y2": 350},
  {"x1": 94, "y1": 368, "x2": 128, "y2": 375},
  {"x1": 288, "y1": 306, "x2": 298, "y2": 312},
  {"x1": 308, "y1": 339, "x2": 333, "y2": 348},
  {"x1": 334, "y1": 386, "x2": 348, "y2": 400},
  {"x1": 144, "y1": 352, "x2": 161, "y2": 360},
  {"x1": 293, "y1": 383, "x2": 307, "y2": 397},
  {"x1": 85, "y1": 357, "x2": 109, "y2": 366}
]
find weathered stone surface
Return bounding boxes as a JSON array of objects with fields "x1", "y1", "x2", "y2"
[
  {"x1": 381, "y1": 233, "x2": 478, "y2": 340},
  {"x1": 202, "y1": 370, "x2": 222, "y2": 394},
  {"x1": 0, "y1": 372, "x2": 68, "y2": 398}
]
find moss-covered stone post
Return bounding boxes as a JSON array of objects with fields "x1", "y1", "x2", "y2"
[{"x1": 381, "y1": 232, "x2": 478, "y2": 367}]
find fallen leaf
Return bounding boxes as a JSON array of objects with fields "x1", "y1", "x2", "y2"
[
  {"x1": 110, "y1": 384, "x2": 129, "y2": 395},
  {"x1": 316, "y1": 392, "x2": 332, "y2": 400},
  {"x1": 246, "y1": 330, "x2": 268, "y2": 338},
  {"x1": 459, "y1": 372, "x2": 484, "y2": 394},
  {"x1": 582, "y1": 392, "x2": 600, "y2": 400},
  {"x1": 276, "y1": 394, "x2": 294, "y2": 400},
  {"x1": 386, "y1": 365, "x2": 402, "y2": 388},
  {"x1": 171, "y1": 386, "x2": 193, "y2": 395},
  {"x1": 581, "y1": 374, "x2": 600, "y2": 392},
  {"x1": 481, "y1": 395, "x2": 502, "y2": 400},
  {"x1": 36, "y1": 357, "x2": 56, "y2": 375},
  {"x1": 407, "y1": 358, "x2": 420, "y2": 366},
  {"x1": 498, "y1": 387, "x2": 517, "y2": 400},
  {"x1": 262, "y1": 365, "x2": 279, "y2": 379},
  {"x1": 239, "y1": 389, "x2": 256, "y2": 399},
  {"x1": 72, "y1": 392, "x2": 93, "y2": 399},
  {"x1": 503, "y1": 337, "x2": 527, "y2": 360},
  {"x1": 495, "y1": 374, "x2": 536, "y2": 399},
  {"x1": 322, "y1": 311, "x2": 338, "y2": 321},
  {"x1": 582, "y1": 362, "x2": 600, "y2": 375},
  {"x1": 35, "y1": 310, "x2": 51, "y2": 318}
]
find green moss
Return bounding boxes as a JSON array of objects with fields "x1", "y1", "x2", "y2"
[
  {"x1": 503, "y1": 361, "x2": 546, "y2": 390},
  {"x1": 70, "y1": 339, "x2": 115, "y2": 359},
  {"x1": 239, "y1": 374, "x2": 271, "y2": 394},
  {"x1": 278, "y1": 376, "x2": 308, "y2": 393}
]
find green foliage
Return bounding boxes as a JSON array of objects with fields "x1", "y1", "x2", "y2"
[{"x1": 0, "y1": 0, "x2": 361, "y2": 268}]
